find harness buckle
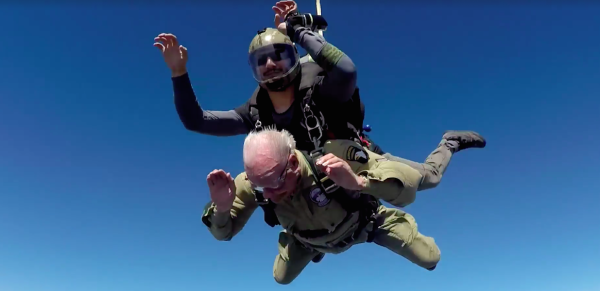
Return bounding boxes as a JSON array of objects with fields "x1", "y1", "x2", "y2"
[
  {"x1": 253, "y1": 188, "x2": 269, "y2": 205},
  {"x1": 304, "y1": 115, "x2": 322, "y2": 144},
  {"x1": 302, "y1": 99, "x2": 323, "y2": 149},
  {"x1": 320, "y1": 176, "x2": 339, "y2": 194},
  {"x1": 335, "y1": 229, "x2": 357, "y2": 248}
]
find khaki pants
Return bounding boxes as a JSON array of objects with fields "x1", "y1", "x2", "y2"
[
  {"x1": 383, "y1": 138, "x2": 454, "y2": 191},
  {"x1": 272, "y1": 205, "x2": 440, "y2": 284}
]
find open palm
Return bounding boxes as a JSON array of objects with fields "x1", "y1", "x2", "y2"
[
  {"x1": 153, "y1": 33, "x2": 188, "y2": 77},
  {"x1": 206, "y1": 169, "x2": 236, "y2": 213}
]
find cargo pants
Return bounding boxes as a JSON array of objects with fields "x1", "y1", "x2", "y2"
[
  {"x1": 383, "y1": 138, "x2": 455, "y2": 191},
  {"x1": 272, "y1": 205, "x2": 440, "y2": 285}
]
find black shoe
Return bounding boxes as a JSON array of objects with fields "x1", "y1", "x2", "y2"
[
  {"x1": 312, "y1": 252, "x2": 325, "y2": 263},
  {"x1": 442, "y1": 130, "x2": 486, "y2": 152}
]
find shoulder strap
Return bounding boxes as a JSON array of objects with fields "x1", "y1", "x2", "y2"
[
  {"x1": 299, "y1": 66, "x2": 363, "y2": 150},
  {"x1": 300, "y1": 75, "x2": 329, "y2": 150},
  {"x1": 299, "y1": 150, "x2": 363, "y2": 213},
  {"x1": 248, "y1": 87, "x2": 276, "y2": 132},
  {"x1": 250, "y1": 106, "x2": 262, "y2": 130}
]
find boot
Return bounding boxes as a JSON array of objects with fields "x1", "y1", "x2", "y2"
[
  {"x1": 312, "y1": 252, "x2": 325, "y2": 263},
  {"x1": 442, "y1": 131, "x2": 486, "y2": 152}
]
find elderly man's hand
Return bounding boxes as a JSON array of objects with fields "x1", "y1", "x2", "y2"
[
  {"x1": 206, "y1": 169, "x2": 236, "y2": 213},
  {"x1": 316, "y1": 154, "x2": 366, "y2": 191}
]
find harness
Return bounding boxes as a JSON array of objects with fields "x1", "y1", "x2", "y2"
[
  {"x1": 248, "y1": 62, "x2": 364, "y2": 151},
  {"x1": 253, "y1": 150, "x2": 384, "y2": 247},
  {"x1": 248, "y1": 62, "x2": 381, "y2": 250}
]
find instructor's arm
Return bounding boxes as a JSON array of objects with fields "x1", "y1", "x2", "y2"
[
  {"x1": 154, "y1": 33, "x2": 250, "y2": 136},
  {"x1": 272, "y1": 1, "x2": 356, "y2": 103},
  {"x1": 293, "y1": 26, "x2": 357, "y2": 103}
]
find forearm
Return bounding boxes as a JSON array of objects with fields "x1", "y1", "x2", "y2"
[
  {"x1": 211, "y1": 210, "x2": 236, "y2": 241},
  {"x1": 172, "y1": 73, "x2": 250, "y2": 136},
  {"x1": 201, "y1": 202, "x2": 234, "y2": 241},
  {"x1": 292, "y1": 26, "x2": 357, "y2": 103}
]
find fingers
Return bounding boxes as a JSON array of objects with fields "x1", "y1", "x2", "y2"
[
  {"x1": 316, "y1": 154, "x2": 344, "y2": 175},
  {"x1": 153, "y1": 42, "x2": 165, "y2": 52},
  {"x1": 274, "y1": 12, "x2": 281, "y2": 27},
  {"x1": 324, "y1": 161, "x2": 345, "y2": 169},
  {"x1": 272, "y1": 6, "x2": 284, "y2": 18},
  {"x1": 276, "y1": 0, "x2": 296, "y2": 13},
  {"x1": 153, "y1": 33, "x2": 179, "y2": 50},
  {"x1": 207, "y1": 169, "x2": 229, "y2": 187},
  {"x1": 154, "y1": 36, "x2": 168, "y2": 51},
  {"x1": 273, "y1": 0, "x2": 297, "y2": 20},
  {"x1": 226, "y1": 172, "x2": 236, "y2": 191},
  {"x1": 316, "y1": 153, "x2": 339, "y2": 167},
  {"x1": 154, "y1": 34, "x2": 169, "y2": 46},
  {"x1": 169, "y1": 34, "x2": 179, "y2": 48},
  {"x1": 180, "y1": 45, "x2": 188, "y2": 61},
  {"x1": 206, "y1": 169, "x2": 218, "y2": 186},
  {"x1": 322, "y1": 161, "x2": 344, "y2": 175}
]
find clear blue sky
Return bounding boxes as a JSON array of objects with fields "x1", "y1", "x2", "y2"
[{"x1": 1, "y1": 3, "x2": 599, "y2": 291}]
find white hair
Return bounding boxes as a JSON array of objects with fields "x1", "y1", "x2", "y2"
[{"x1": 243, "y1": 126, "x2": 296, "y2": 171}]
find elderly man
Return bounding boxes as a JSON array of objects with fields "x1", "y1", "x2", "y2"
[{"x1": 201, "y1": 127, "x2": 440, "y2": 285}]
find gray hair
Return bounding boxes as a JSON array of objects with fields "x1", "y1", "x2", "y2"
[{"x1": 243, "y1": 126, "x2": 296, "y2": 170}]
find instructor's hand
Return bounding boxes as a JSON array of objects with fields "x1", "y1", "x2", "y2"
[
  {"x1": 272, "y1": 0, "x2": 298, "y2": 34},
  {"x1": 316, "y1": 154, "x2": 366, "y2": 191},
  {"x1": 153, "y1": 33, "x2": 188, "y2": 77},
  {"x1": 206, "y1": 169, "x2": 236, "y2": 213}
]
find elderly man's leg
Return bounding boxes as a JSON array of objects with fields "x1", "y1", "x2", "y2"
[
  {"x1": 371, "y1": 206, "x2": 440, "y2": 270},
  {"x1": 273, "y1": 231, "x2": 321, "y2": 285},
  {"x1": 382, "y1": 141, "x2": 450, "y2": 191},
  {"x1": 383, "y1": 130, "x2": 486, "y2": 191}
]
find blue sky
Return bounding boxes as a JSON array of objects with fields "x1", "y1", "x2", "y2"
[{"x1": 1, "y1": 2, "x2": 599, "y2": 291}]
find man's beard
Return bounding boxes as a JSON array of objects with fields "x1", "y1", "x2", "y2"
[{"x1": 263, "y1": 68, "x2": 283, "y2": 79}]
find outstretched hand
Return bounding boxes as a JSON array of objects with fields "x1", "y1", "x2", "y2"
[
  {"x1": 153, "y1": 33, "x2": 188, "y2": 77},
  {"x1": 272, "y1": 0, "x2": 298, "y2": 34},
  {"x1": 316, "y1": 154, "x2": 365, "y2": 191},
  {"x1": 206, "y1": 169, "x2": 236, "y2": 213}
]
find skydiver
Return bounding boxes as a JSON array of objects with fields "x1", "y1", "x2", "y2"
[{"x1": 201, "y1": 128, "x2": 441, "y2": 284}]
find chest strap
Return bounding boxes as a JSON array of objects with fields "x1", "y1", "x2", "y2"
[{"x1": 254, "y1": 189, "x2": 280, "y2": 227}]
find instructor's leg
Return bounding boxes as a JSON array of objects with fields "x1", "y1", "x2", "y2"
[
  {"x1": 372, "y1": 206, "x2": 440, "y2": 270},
  {"x1": 273, "y1": 231, "x2": 321, "y2": 285}
]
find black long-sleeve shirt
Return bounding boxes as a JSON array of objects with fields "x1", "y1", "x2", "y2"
[{"x1": 172, "y1": 26, "x2": 357, "y2": 136}]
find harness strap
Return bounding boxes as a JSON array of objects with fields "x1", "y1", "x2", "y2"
[
  {"x1": 250, "y1": 106, "x2": 263, "y2": 130},
  {"x1": 297, "y1": 194, "x2": 382, "y2": 247},
  {"x1": 300, "y1": 77, "x2": 326, "y2": 150},
  {"x1": 297, "y1": 150, "x2": 382, "y2": 245},
  {"x1": 301, "y1": 149, "x2": 339, "y2": 194},
  {"x1": 250, "y1": 74, "x2": 362, "y2": 150},
  {"x1": 335, "y1": 210, "x2": 385, "y2": 247},
  {"x1": 254, "y1": 189, "x2": 280, "y2": 227}
]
